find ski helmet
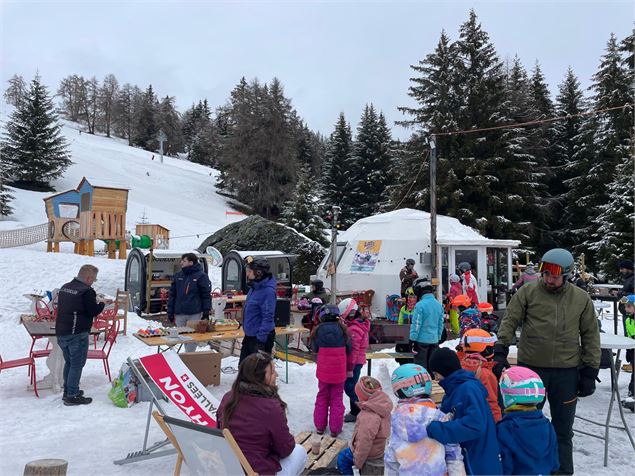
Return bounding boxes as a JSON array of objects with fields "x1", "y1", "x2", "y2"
[
  {"x1": 461, "y1": 328, "x2": 497, "y2": 354},
  {"x1": 458, "y1": 262, "x2": 471, "y2": 272},
  {"x1": 459, "y1": 308, "x2": 482, "y2": 337},
  {"x1": 539, "y1": 248, "x2": 574, "y2": 278},
  {"x1": 318, "y1": 304, "x2": 340, "y2": 322},
  {"x1": 406, "y1": 258, "x2": 415, "y2": 266},
  {"x1": 449, "y1": 273, "x2": 461, "y2": 284},
  {"x1": 477, "y1": 302, "x2": 494, "y2": 314},
  {"x1": 499, "y1": 366, "x2": 546, "y2": 408},
  {"x1": 413, "y1": 278, "x2": 434, "y2": 298},
  {"x1": 245, "y1": 255, "x2": 271, "y2": 277},
  {"x1": 338, "y1": 298, "x2": 358, "y2": 319},
  {"x1": 311, "y1": 279, "x2": 324, "y2": 290},
  {"x1": 310, "y1": 297, "x2": 324, "y2": 306},
  {"x1": 620, "y1": 294, "x2": 635, "y2": 306},
  {"x1": 404, "y1": 287, "x2": 416, "y2": 296},
  {"x1": 451, "y1": 294, "x2": 472, "y2": 309},
  {"x1": 391, "y1": 363, "x2": 432, "y2": 399}
]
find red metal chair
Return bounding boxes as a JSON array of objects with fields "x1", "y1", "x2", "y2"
[
  {"x1": 159, "y1": 288, "x2": 170, "y2": 313},
  {"x1": 93, "y1": 304, "x2": 119, "y2": 349},
  {"x1": 87, "y1": 318, "x2": 120, "y2": 382},
  {"x1": 34, "y1": 299, "x2": 52, "y2": 321},
  {"x1": 0, "y1": 353, "x2": 39, "y2": 397},
  {"x1": 353, "y1": 290, "x2": 375, "y2": 319}
]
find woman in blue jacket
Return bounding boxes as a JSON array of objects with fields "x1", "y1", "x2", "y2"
[
  {"x1": 409, "y1": 279, "x2": 444, "y2": 370},
  {"x1": 240, "y1": 256, "x2": 277, "y2": 364},
  {"x1": 426, "y1": 348, "x2": 503, "y2": 475}
]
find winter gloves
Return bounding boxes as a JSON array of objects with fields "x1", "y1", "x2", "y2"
[
  {"x1": 409, "y1": 340, "x2": 418, "y2": 354},
  {"x1": 577, "y1": 366, "x2": 599, "y2": 397},
  {"x1": 493, "y1": 343, "x2": 510, "y2": 379}
]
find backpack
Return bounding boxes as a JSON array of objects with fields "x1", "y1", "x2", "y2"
[{"x1": 385, "y1": 294, "x2": 401, "y2": 321}]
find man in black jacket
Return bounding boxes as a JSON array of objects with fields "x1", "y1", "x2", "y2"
[
  {"x1": 167, "y1": 253, "x2": 212, "y2": 352},
  {"x1": 56, "y1": 264, "x2": 108, "y2": 406}
]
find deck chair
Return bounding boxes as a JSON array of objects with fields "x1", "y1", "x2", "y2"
[
  {"x1": 162, "y1": 414, "x2": 258, "y2": 476},
  {"x1": 152, "y1": 412, "x2": 185, "y2": 476}
]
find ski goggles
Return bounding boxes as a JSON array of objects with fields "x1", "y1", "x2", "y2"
[{"x1": 539, "y1": 261, "x2": 563, "y2": 277}]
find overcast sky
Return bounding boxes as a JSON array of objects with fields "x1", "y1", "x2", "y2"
[{"x1": 1, "y1": 0, "x2": 632, "y2": 139}]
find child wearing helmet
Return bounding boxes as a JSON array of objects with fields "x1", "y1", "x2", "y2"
[
  {"x1": 311, "y1": 304, "x2": 352, "y2": 437},
  {"x1": 477, "y1": 302, "x2": 498, "y2": 333},
  {"x1": 621, "y1": 294, "x2": 635, "y2": 410},
  {"x1": 449, "y1": 294, "x2": 471, "y2": 335},
  {"x1": 409, "y1": 279, "x2": 445, "y2": 370},
  {"x1": 497, "y1": 367, "x2": 559, "y2": 474},
  {"x1": 336, "y1": 376, "x2": 392, "y2": 475},
  {"x1": 458, "y1": 329, "x2": 501, "y2": 422},
  {"x1": 458, "y1": 307, "x2": 481, "y2": 339},
  {"x1": 397, "y1": 287, "x2": 417, "y2": 325},
  {"x1": 338, "y1": 298, "x2": 371, "y2": 423},
  {"x1": 384, "y1": 364, "x2": 465, "y2": 476},
  {"x1": 457, "y1": 262, "x2": 479, "y2": 305},
  {"x1": 427, "y1": 348, "x2": 503, "y2": 475}
]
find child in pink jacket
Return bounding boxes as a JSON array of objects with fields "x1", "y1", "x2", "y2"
[
  {"x1": 312, "y1": 304, "x2": 351, "y2": 437},
  {"x1": 339, "y1": 298, "x2": 371, "y2": 423},
  {"x1": 336, "y1": 376, "x2": 393, "y2": 474}
]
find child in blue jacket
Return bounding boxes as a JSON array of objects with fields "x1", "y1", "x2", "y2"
[
  {"x1": 426, "y1": 348, "x2": 502, "y2": 475},
  {"x1": 409, "y1": 279, "x2": 444, "y2": 370},
  {"x1": 497, "y1": 366, "x2": 559, "y2": 475}
]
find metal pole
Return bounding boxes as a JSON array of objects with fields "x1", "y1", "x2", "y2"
[
  {"x1": 429, "y1": 135, "x2": 438, "y2": 292},
  {"x1": 330, "y1": 206, "x2": 340, "y2": 305},
  {"x1": 159, "y1": 139, "x2": 164, "y2": 164}
]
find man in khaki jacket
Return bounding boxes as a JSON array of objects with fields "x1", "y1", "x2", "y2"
[{"x1": 494, "y1": 248, "x2": 600, "y2": 475}]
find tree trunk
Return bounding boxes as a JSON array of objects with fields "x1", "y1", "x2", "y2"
[{"x1": 23, "y1": 459, "x2": 68, "y2": 476}]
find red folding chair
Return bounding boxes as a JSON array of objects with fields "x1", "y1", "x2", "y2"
[
  {"x1": 0, "y1": 352, "x2": 39, "y2": 397},
  {"x1": 34, "y1": 299, "x2": 52, "y2": 321},
  {"x1": 87, "y1": 319, "x2": 120, "y2": 382}
]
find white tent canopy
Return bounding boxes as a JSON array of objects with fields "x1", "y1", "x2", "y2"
[{"x1": 316, "y1": 208, "x2": 520, "y2": 316}]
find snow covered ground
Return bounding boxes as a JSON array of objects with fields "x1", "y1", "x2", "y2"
[{"x1": 0, "y1": 115, "x2": 633, "y2": 474}]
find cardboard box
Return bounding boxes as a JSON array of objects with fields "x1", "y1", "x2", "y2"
[{"x1": 179, "y1": 351, "x2": 221, "y2": 386}]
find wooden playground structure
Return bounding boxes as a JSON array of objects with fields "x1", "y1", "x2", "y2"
[{"x1": 43, "y1": 177, "x2": 129, "y2": 259}]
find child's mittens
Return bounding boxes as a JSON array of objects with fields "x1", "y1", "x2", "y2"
[{"x1": 447, "y1": 459, "x2": 467, "y2": 476}]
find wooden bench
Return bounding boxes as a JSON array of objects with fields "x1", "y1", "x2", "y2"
[
  {"x1": 365, "y1": 351, "x2": 414, "y2": 376},
  {"x1": 295, "y1": 431, "x2": 348, "y2": 474}
]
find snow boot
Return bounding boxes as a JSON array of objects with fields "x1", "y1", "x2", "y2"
[
  {"x1": 64, "y1": 394, "x2": 92, "y2": 406},
  {"x1": 622, "y1": 397, "x2": 634, "y2": 413},
  {"x1": 62, "y1": 390, "x2": 84, "y2": 402},
  {"x1": 344, "y1": 413, "x2": 357, "y2": 423}
]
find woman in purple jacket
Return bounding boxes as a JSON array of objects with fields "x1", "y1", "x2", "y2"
[{"x1": 217, "y1": 352, "x2": 307, "y2": 475}]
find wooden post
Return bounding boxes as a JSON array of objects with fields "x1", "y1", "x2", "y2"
[
  {"x1": 73, "y1": 242, "x2": 79, "y2": 254},
  {"x1": 118, "y1": 239, "x2": 127, "y2": 259},
  {"x1": 87, "y1": 240, "x2": 95, "y2": 256},
  {"x1": 107, "y1": 240, "x2": 116, "y2": 259},
  {"x1": 429, "y1": 135, "x2": 438, "y2": 294},
  {"x1": 53, "y1": 242, "x2": 60, "y2": 253},
  {"x1": 46, "y1": 241, "x2": 52, "y2": 252},
  {"x1": 23, "y1": 459, "x2": 68, "y2": 475}
]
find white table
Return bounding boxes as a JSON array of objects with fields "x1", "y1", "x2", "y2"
[{"x1": 574, "y1": 333, "x2": 635, "y2": 466}]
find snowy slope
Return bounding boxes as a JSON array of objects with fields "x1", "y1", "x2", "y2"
[{"x1": 0, "y1": 115, "x2": 634, "y2": 475}]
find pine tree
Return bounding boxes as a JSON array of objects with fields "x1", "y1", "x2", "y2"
[
  {"x1": 99, "y1": 74, "x2": 119, "y2": 137},
  {"x1": 452, "y1": 10, "x2": 507, "y2": 235},
  {"x1": 553, "y1": 68, "x2": 587, "y2": 249},
  {"x1": 281, "y1": 164, "x2": 328, "y2": 245},
  {"x1": 580, "y1": 33, "x2": 633, "y2": 267},
  {"x1": 0, "y1": 180, "x2": 13, "y2": 216},
  {"x1": 394, "y1": 30, "x2": 461, "y2": 215},
  {"x1": 1, "y1": 74, "x2": 71, "y2": 189},
  {"x1": 134, "y1": 85, "x2": 158, "y2": 150},
  {"x1": 591, "y1": 153, "x2": 634, "y2": 279},
  {"x1": 113, "y1": 83, "x2": 141, "y2": 146},
  {"x1": 322, "y1": 112, "x2": 357, "y2": 227},
  {"x1": 157, "y1": 95, "x2": 184, "y2": 156}
]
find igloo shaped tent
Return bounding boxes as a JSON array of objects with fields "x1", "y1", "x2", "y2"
[{"x1": 316, "y1": 208, "x2": 520, "y2": 317}]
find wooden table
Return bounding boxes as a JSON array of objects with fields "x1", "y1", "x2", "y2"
[
  {"x1": 21, "y1": 315, "x2": 100, "y2": 394},
  {"x1": 295, "y1": 431, "x2": 348, "y2": 474},
  {"x1": 134, "y1": 326, "x2": 309, "y2": 383}
]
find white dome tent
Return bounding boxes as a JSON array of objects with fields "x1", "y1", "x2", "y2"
[{"x1": 316, "y1": 208, "x2": 521, "y2": 317}]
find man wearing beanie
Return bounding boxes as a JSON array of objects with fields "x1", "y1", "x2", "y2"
[
  {"x1": 426, "y1": 348, "x2": 502, "y2": 475},
  {"x1": 336, "y1": 377, "x2": 392, "y2": 475}
]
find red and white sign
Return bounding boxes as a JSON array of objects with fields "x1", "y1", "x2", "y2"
[{"x1": 139, "y1": 351, "x2": 220, "y2": 426}]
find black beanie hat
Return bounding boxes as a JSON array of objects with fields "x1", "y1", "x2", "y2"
[
  {"x1": 618, "y1": 259, "x2": 634, "y2": 271},
  {"x1": 428, "y1": 348, "x2": 462, "y2": 378}
]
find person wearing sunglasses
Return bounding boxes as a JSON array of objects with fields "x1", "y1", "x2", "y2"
[{"x1": 492, "y1": 248, "x2": 600, "y2": 475}]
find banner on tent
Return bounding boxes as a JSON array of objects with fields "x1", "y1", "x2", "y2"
[
  {"x1": 139, "y1": 351, "x2": 219, "y2": 426},
  {"x1": 351, "y1": 240, "x2": 382, "y2": 273}
]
